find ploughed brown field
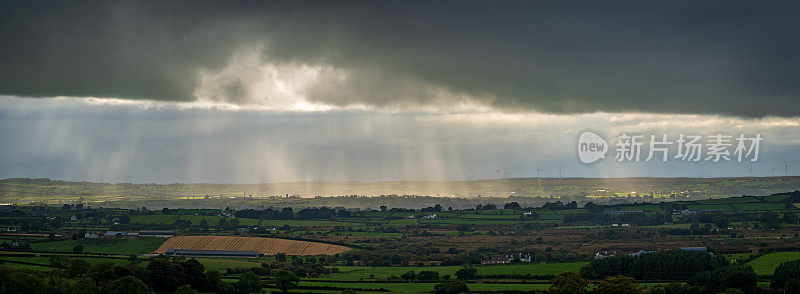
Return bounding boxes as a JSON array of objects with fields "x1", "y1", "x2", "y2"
[{"x1": 154, "y1": 236, "x2": 350, "y2": 255}]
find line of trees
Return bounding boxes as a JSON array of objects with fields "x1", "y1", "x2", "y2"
[{"x1": 580, "y1": 250, "x2": 729, "y2": 280}]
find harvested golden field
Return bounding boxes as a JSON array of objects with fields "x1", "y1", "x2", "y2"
[{"x1": 154, "y1": 236, "x2": 350, "y2": 255}]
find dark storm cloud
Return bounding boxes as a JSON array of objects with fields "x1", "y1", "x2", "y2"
[{"x1": 1, "y1": 1, "x2": 799, "y2": 116}]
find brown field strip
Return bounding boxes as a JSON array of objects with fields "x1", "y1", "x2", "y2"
[{"x1": 153, "y1": 236, "x2": 350, "y2": 255}]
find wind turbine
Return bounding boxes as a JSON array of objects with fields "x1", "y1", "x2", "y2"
[
  {"x1": 786, "y1": 161, "x2": 791, "y2": 177},
  {"x1": 771, "y1": 161, "x2": 776, "y2": 177},
  {"x1": 536, "y1": 168, "x2": 542, "y2": 195},
  {"x1": 558, "y1": 164, "x2": 564, "y2": 184},
  {"x1": 749, "y1": 165, "x2": 755, "y2": 177}
]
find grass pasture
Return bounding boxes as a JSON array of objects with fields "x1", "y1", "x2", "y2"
[
  {"x1": 746, "y1": 252, "x2": 800, "y2": 275},
  {"x1": 731, "y1": 203, "x2": 790, "y2": 211},
  {"x1": 318, "y1": 266, "x2": 462, "y2": 281},
  {"x1": 30, "y1": 238, "x2": 167, "y2": 255},
  {"x1": 476, "y1": 262, "x2": 589, "y2": 276},
  {"x1": 194, "y1": 257, "x2": 265, "y2": 270},
  {"x1": 685, "y1": 204, "x2": 733, "y2": 211},
  {"x1": 316, "y1": 262, "x2": 589, "y2": 282}
]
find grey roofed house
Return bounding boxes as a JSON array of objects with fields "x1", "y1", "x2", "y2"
[
  {"x1": 164, "y1": 249, "x2": 260, "y2": 258},
  {"x1": 103, "y1": 231, "x2": 127, "y2": 238}
]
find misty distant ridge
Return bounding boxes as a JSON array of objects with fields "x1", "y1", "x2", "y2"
[{"x1": 2, "y1": 176, "x2": 799, "y2": 200}]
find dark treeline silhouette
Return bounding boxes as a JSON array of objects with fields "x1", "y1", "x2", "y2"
[{"x1": 580, "y1": 250, "x2": 729, "y2": 280}]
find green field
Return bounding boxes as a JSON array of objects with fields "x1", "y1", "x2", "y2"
[
  {"x1": 130, "y1": 214, "x2": 181, "y2": 224},
  {"x1": 476, "y1": 262, "x2": 589, "y2": 276},
  {"x1": 30, "y1": 238, "x2": 167, "y2": 255},
  {"x1": 731, "y1": 203, "x2": 790, "y2": 211},
  {"x1": 695, "y1": 196, "x2": 761, "y2": 204},
  {"x1": 724, "y1": 253, "x2": 757, "y2": 262},
  {"x1": 0, "y1": 256, "x2": 132, "y2": 267},
  {"x1": 685, "y1": 204, "x2": 733, "y2": 211},
  {"x1": 618, "y1": 204, "x2": 663, "y2": 212},
  {"x1": 316, "y1": 262, "x2": 589, "y2": 281},
  {"x1": 194, "y1": 258, "x2": 266, "y2": 270},
  {"x1": 746, "y1": 252, "x2": 800, "y2": 275}
]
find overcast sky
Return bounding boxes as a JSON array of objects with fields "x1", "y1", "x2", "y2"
[{"x1": 1, "y1": 1, "x2": 799, "y2": 183}]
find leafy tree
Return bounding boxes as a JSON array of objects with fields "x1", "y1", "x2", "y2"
[
  {"x1": 595, "y1": 276, "x2": 639, "y2": 294},
  {"x1": 68, "y1": 259, "x2": 91, "y2": 278},
  {"x1": 103, "y1": 276, "x2": 152, "y2": 294},
  {"x1": 198, "y1": 219, "x2": 209, "y2": 230},
  {"x1": 503, "y1": 202, "x2": 522, "y2": 210},
  {"x1": 180, "y1": 259, "x2": 206, "y2": 291},
  {"x1": 580, "y1": 250, "x2": 728, "y2": 280},
  {"x1": 714, "y1": 215, "x2": 729, "y2": 229},
  {"x1": 401, "y1": 270, "x2": 416, "y2": 282},
  {"x1": 204, "y1": 270, "x2": 223, "y2": 293},
  {"x1": 773, "y1": 260, "x2": 800, "y2": 290},
  {"x1": 146, "y1": 260, "x2": 182, "y2": 292},
  {"x1": 0, "y1": 266, "x2": 48, "y2": 294},
  {"x1": 417, "y1": 270, "x2": 439, "y2": 281},
  {"x1": 689, "y1": 265, "x2": 757, "y2": 293},
  {"x1": 761, "y1": 211, "x2": 781, "y2": 229},
  {"x1": 434, "y1": 281, "x2": 470, "y2": 294},
  {"x1": 174, "y1": 285, "x2": 198, "y2": 294},
  {"x1": 274, "y1": 269, "x2": 299, "y2": 293},
  {"x1": 782, "y1": 279, "x2": 800, "y2": 294},
  {"x1": 455, "y1": 267, "x2": 477, "y2": 281},
  {"x1": 275, "y1": 253, "x2": 287, "y2": 262},
  {"x1": 49, "y1": 255, "x2": 70, "y2": 269},
  {"x1": 119, "y1": 214, "x2": 131, "y2": 224},
  {"x1": 783, "y1": 212, "x2": 798, "y2": 224},
  {"x1": 68, "y1": 277, "x2": 101, "y2": 294},
  {"x1": 549, "y1": 271, "x2": 587, "y2": 294},
  {"x1": 72, "y1": 244, "x2": 84, "y2": 254},
  {"x1": 236, "y1": 271, "x2": 263, "y2": 293}
]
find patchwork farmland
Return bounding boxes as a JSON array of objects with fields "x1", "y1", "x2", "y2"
[{"x1": 1, "y1": 182, "x2": 799, "y2": 293}]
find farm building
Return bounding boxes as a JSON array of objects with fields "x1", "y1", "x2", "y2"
[
  {"x1": 103, "y1": 231, "x2": 127, "y2": 238},
  {"x1": 506, "y1": 253, "x2": 532, "y2": 262},
  {"x1": 164, "y1": 249, "x2": 260, "y2": 258},
  {"x1": 481, "y1": 256, "x2": 511, "y2": 264},
  {"x1": 139, "y1": 230, "x2": 175, "y2": 237}
]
